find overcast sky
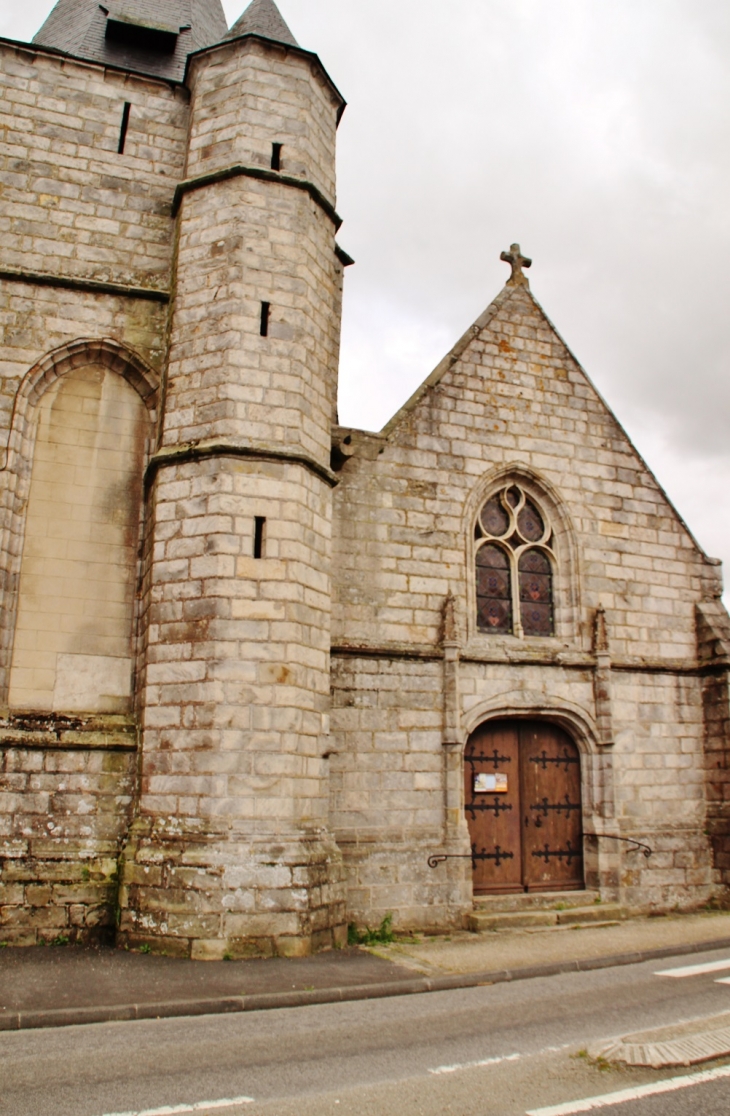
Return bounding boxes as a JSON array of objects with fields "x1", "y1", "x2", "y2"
[{"x1": 2, "y1": 0, "x2": 730, "y2": 590}]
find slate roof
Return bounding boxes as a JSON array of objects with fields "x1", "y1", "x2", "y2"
[
  {"x1": 227, "y1": 0, "x2": 298, "y2": 47},
  {"x1": 33, "y1": 0, "x2": 229, "y2": 82}
]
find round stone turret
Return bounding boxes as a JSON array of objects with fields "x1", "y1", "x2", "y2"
[{"x1": 119, "y1": 2, "x2": 348, "y2": 959}]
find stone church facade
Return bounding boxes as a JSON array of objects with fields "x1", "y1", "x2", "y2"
[{"x1": 1, "y1": 0, "x2": 729, "y2": 958}]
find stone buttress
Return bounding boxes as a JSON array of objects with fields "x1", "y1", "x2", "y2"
[{"x1": 118, "y1": 15, "x2": 349, "y2": 958}]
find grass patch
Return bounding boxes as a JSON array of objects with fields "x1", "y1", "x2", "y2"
[
  {"x1": 348, "y1": 914, "x2": 395, "y2": 946},
  {"x1": 573, "y1": 1049, "x2": 614, "y2": 1072}
]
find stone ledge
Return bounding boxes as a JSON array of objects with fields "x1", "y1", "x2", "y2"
[
  {"x1": 0, "y1": 267, "x2": 169, "y2": 303},
  {"x1": 0, "y1": 713, "x2": 137, "y2": 752},
  {"x1": 171, "y1": 164, "x2": 342, "y2": 229},
  {"x1": 146, "y1": 439, "x2": 337, "y2": 490}
]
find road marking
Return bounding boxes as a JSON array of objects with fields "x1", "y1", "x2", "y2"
[
  {"x1": 429, "y1": 1042, "x2": 571, "y2": 1076},
  {"x1": 716, "y1": 978, "x2": 730, "y2": 986},
  {"x1": 429, "y1": 1052, "x2": 521, "y2": 1075},
  {"x1": 99, "y1": 1098, "x2": 255, "y2": 1116},
  {"x1": 525, "y1": 1063, "x2": 730, "y2": 1114},
  {"x1": 654, "y1": 958, "x2": 730, "y2": 978}
]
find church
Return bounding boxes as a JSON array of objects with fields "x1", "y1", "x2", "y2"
[{"x1": 1, "y1": 0, "x2": 729, "y2": 959}]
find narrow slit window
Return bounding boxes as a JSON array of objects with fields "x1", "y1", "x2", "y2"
[
  {"x1": 271, "y1": 143, "x2": 283, "y2": 171},
  {"x1": 260, "y1": 302, "x2": 270, "y2": 337},
  {"x1": 254, "y1": 517, "x2": 266, "y2": 559},
  {"x1": 118, "y1": 102, "x2": 131, "y2": 154}
]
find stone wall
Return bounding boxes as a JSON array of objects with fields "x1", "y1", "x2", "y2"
[
  {"x1": 0, "y1": 716, "x2": 137, "y2": 945},
  {"x1": 0, "y1": 41, "x2": 188, "y2": 292},
  {"x1": 2, "y1": 26, "x2": 729, "y2": 950},
  {"x1": 330, "y1": 281, "x2": 725, "y2": 927},
  {"x1": 0, "y1": 42, "x2": 171, "y2": 941},
  {"x1": 330, "y1": 651, "x2": 471, "y2": 931},
  {"x1": 697, "y1": 601, "x2": 730, "y2": 890}
]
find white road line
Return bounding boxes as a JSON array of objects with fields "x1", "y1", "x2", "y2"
[
  {"x1": 525, "y1": 1063, "x2": 730, "y2": 1115},
  {"x1": 99, "y1": 1097, "x2": 255, "y2": 1116},
  {"x1": 716, "y1": 977, "x2": 730, "y2": 986},
  {"x1": 428, "y1": 1042, "x2": 571, "y2": 1076},
  {"x1": 429, "y1": 1052, "x2": 521, "y2": 1075},
  {"x1": 654, "y1": 957, "x2": 730, "y2": 978}
]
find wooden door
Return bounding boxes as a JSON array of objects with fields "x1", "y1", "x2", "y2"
[
  {"x1": 464, "y1": 722, "x2": 522, "y2": 892},
  {"x1": 465, "y1": 721, "x2": 583, "y2": 894},
  {"x1": 520, "y1": 723, "x2": 583, "y2": 892}
]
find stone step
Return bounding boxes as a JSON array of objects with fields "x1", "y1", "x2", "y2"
[
  {"x1": 468, "y1": 909, "x2": 559, "y2": 932},
  {"x1": 556, "y1": 904, "x2": 627, "y2": 926},
  {"x1": 473, "y1": 890, "x2": 600, "y2": 914},
  {"x1": 468, "y1": 903, "x2": 626, "y2": 934}
]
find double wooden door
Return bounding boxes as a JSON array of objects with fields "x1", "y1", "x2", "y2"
[{"x1": 465, "y1": 720, "x2": 584, "y2": 893}]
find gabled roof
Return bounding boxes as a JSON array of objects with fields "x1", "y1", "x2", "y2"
[
  {"x1": 227, "y1": 0, "x2": 298, "y2": 47},
  {"x1": 381, "y1": 284, "x2": 514, "y2": 437},
  {"x1": 33, "y1": 0, "x2": 229, "y2": 82},
  {"x1": 378, "y1": 277, "x2": 711, "y2": 561}
]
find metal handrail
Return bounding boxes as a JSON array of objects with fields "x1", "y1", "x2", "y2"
[
  {"x1": 428, "y1": 854, "x2": 473, "y2": 869},
  {"x1": 595, "y1": 834, "x2": 653, "y2": 859},
  {"x1": 428, "y1": 833, "x2": 653, "y2": 870}
]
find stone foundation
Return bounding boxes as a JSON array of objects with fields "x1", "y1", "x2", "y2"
[
  {"x1": 118, "y1": 818, "x2": 347, "y2": 958},
  {"x1": 0, "y1": 714, "x2": 137, "y2": 945},
  {"x1": 339, "y1": 837, "x2": 471, "y2": 934}
]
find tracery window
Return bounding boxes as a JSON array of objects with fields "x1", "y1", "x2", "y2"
[{"x1": 475, "y1": 485, "x2": 555, "y2": 637}]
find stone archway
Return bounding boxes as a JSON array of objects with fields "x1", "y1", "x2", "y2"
[
  {"x1": 465, "y1": 719, "x2": 584, "y2": 894},
  {"x1": 0, "y1": 339, "x2": 158, "y2": 709}
]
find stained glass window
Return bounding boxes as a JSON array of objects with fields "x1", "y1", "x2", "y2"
[
  {"x1": 476, "y1": 545, "x2": 512, "y2": 633},
  {"x1": 475, "y1": 486, "x2": 555, "y2": 638},
  {"x1": 519, "y1": 548, "x2": 554, "y2": 636},
  {"x1": 517, "y1": 499, "x2": 545, "y2": 543},
  {"x1": 481, "y1": 496, "x2": 509, "y2": 538}
]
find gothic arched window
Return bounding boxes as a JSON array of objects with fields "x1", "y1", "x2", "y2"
[{"x1": 475, "y1": 485, "x2": 555, "y2": 637}]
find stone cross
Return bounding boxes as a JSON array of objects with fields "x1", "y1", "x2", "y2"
[{"x1": 500, "y1": 243, "x2": 532, "y2": 286}]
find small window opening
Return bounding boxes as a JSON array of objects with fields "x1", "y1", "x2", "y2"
[
  {"x1": 118, "y1": 102, "x2": 131, "y2": 154},
  {"x1": 260, "y1": 302, "x2": 270, "y2": 337},
  {"x1": 254, "y1": 517, "x2": 266, "y2": 559},
  {"x1": 271, "y1": 143, "x2": 283, "y2": 171}
]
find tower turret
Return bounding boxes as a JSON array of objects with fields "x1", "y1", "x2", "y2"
[{"x1": 119, "y1": 0, "x2": 348, "y2": 958}]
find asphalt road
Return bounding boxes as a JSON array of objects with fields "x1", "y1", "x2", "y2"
[{"x1": 4, "y1": 946, "x2": 730, "y2": 1116}]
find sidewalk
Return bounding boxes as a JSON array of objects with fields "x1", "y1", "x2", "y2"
[
  {"x1": 365, "y1": 908, "x2": 730, "y2": 976},
  {"x1": 2, "y1": 910, "x2": 730, "y2": 1032}
]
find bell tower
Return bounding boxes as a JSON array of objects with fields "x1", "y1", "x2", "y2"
[{"x1": 119, "y1": 0, "x2": 348, "y2": 958}]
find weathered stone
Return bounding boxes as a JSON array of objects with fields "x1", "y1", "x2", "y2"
[{"x1": 0, "y1": 0, "x2": 729, "y2": 954}]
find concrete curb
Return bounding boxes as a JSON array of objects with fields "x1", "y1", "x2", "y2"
[{"x1": 3, "y1": 935, "x2": 730, "y2": 1032}]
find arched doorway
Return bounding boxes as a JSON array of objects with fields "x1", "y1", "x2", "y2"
[{"x1": 465, "y1": 720, "x2": 584, "y2": 893}]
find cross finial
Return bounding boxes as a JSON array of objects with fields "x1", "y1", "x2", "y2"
[{"x1": 500, "y1": 243, "x2": 532, "y2": 287}]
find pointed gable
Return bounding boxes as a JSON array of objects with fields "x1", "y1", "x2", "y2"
[
  {"x1": 33, "y1": 0, "x2": 229, "y2": 82},
  {"x1": 332, "y1": 274, "x2": 716, "y2": 661},
  {"x1": 227, "y1": 0, "x2": 299, "y2": 47},
  {"x1": 382, "y1": 278, "x2": 700, "y2": 548}
]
